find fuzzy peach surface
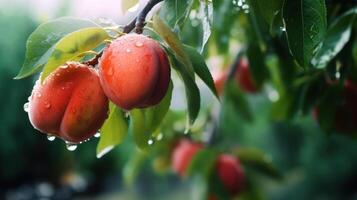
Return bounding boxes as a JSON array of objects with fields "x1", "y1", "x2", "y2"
[{"x1": 28, "y1": 62, "x2": 109, "y2": 143}]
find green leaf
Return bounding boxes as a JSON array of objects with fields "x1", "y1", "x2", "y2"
[
  {"x1": 198, "y1": 0, "x2": 213, "y2": 52},
  {"x1": 41, "y1": 27, "x2": 109, "y2": 82},
  {"x1": 96, "y1": 102, "x2": 128, "y2": 158},
  {"x1": 212, "y1": 0, "x2": 239, "y2": 54},
  {"x1": 144, "y1": 81, "x2": 173, "y2": 133},
  {"x1": 15, "y1": 17, "x2": 100, "y2": 79},
  {"x1": 129, "y1": 82, "x2": 173, "y2": 150},
  {"x1": 169, "y1": 54, "x2": 201, "y2": 129},
  {"x1": 121, "y1": 0, "x2": 139, "y2": 13},
  {"x1": 153, "y1": 15, "x2": 195, "y2": 78},
  {"x1": 159, "y1": 0, "x2": 194, "y2": 30},
  {"x1": 130, "y1": 109, "x2": 149, "y2": 149},
  {"x1": 186, "y1": 149, "x2": 218, "y2": 179},
  {"x1": 248, "y1": 0, "x2": 283, "y2": 27},
  {"x1": 282, "y1": 0, "x2": 327, "y2": 68},
  {"x1": 235, "y1": 147, "x2": 281, "y2": 179},
  {"x1": 192, "y1": 175, "x2": 210, "y2": 200},
  {"x1": 247, "y1": 42, "x2": 268, "y2": 88},
  {"x1": 183, "y1": 44, "x2": 218, "y2": 98},
  {"x1": 312, "y1": 8, "x2": 357, "y2": 68},
  {"x1": 224, "y1": 81, "x2": 253, "y2": 122},
  {"x1": 123, "y1": 150, "x2": 148, "y2": 185},
  {"x1": 270, "y1": 10, "x2": 285, "y2": 36}
]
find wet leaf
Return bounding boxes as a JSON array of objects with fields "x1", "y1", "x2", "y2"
[
  {"x1": 312, "y1": 8, "x2": 357, "y2": 68},
  {"x1": 15, "y1": 17, "x2": 100, "y2": 79},
  {"x1": 153, "y1": 15, "x2": 195, "y2": 78},
  {"x1": 41, "y1": 27, "x2": 109, "y2": 82},
  {"x1": 96, "y1": 102, "x2": 128, "y2": 158},
  {"x1": 282, "y1": 0, "x2": 327, "y2": 68},
  {"x1": 183, "y1": 44, "x2": 218, "y2": 98}
]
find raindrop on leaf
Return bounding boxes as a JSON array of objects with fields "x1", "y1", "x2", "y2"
[
  {"x1": 94, "y1": 132, "x2": 101, "y2": 138},
  {"x1": 148, "y1": 139, "x2": 154, "y2": 145}
]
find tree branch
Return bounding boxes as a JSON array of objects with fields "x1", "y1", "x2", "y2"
[{"x1": 134, "y1": 0, "x2": 163, "y2": 34}]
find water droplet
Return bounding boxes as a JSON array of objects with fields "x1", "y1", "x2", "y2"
[
  {"x1": 107, "y1": 68, "x2": 114, "y2": 76},
  {"x1": 61, "y1": 86, "x2": 65, "y2": 90},
  {"x1": 280, "y1": 27, "x2": 286, "y2": 32},
  {"x1": 23, "y1": 102, "x2": 29, "y2": 112},
  {"x1": 135, "y1": 41, "x2": 143, "y2": 47},
  {"x1": 242, "y1": 4, "x2": 249, "y2": 9},
  {"x1": 126, "y1": 48, "x2": 131, "y2": 53},
  {"x1": 335, "y1": 72, "x2": 341, "y2": 79},
  {"x1": 60, "y1": 65, "x2": 68, "y2": 69},
  {"x1": 94, "y1": 132, "x2": 100, "y2": 138},
  {"x1": 66, "y1": 142, "x2": 77, "y2": 151},
  {"x1": 125, "y1": 112, "x2": 130, "y2": 118},
  {"x1": 47, "y1": 135, "x2": 56, "y2": 141},
  {"x1": 156, "y1": 133, "x2": 163, "y2": 141},
  {"x1": 36, "y1": 92, "x2": 42, "y2": 98},
  {"x1": 148, "y1": 139, "x2": 154, "y2": 145},
  {"x1": 268, "y1": 90, "x2": 279, "y2": 102},
  {"x1": 55, "y1": 73, "x2": 60, "y2": 77},
  {"x1": 44, "y1": 101, "x2": 51, "y2": 109}
]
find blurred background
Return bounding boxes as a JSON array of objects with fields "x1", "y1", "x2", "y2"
[{"x1": 1, "y1": 0, "x2": 357, "y2": 200}]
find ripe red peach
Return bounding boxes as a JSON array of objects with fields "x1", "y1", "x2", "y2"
[
  {"x1": 99, "y1": 34, "x2": 170, "y2": 110},
  {"x1": 213, "y1": 59, "x2": 257, "y2": 95},
  {"x1": 215, "y1": 154, "x2": 245, "y2": 196},
  {"x1": 28, "y1": 62, "x2": 109, "y2": 143},
  {"x1": 171, "y1": 139, "x2": 204, "y2": 177}
]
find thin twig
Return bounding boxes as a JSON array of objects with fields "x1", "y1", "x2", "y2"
[{"x1": 135, "y1": 0, "x2": 164, "y2": 34}]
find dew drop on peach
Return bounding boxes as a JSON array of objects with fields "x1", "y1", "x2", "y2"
[
  {"x1": 23, "y1": 102, "x2": 29, "y2": 112},
  {"x1": 47, "y1": 135, "x2": 56, "y2": 141},
  {"x1": 135, "y1": 41, "x2": 143, "y2": 47},
  {"x1": 66, "y1": 142, "x2": 77, "y2": 151},
  {"x1": 94, "y1": 132, "x2": 101, "y2": 138}
]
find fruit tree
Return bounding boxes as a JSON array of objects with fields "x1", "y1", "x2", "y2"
[{"x1": 15, "y1": 0, "x2": 357, "y2": 199}]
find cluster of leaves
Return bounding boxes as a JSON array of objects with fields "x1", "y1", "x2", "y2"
[{"x1": 211, "y1": 0, "x2": 356, "y2": 125}]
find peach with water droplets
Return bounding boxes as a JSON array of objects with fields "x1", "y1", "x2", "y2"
[
  {"x1": 28, "y1": 62, "x2": 109, "y2": 143},
  {"x1": 99, "y1": 34, "x2": 170, "y2": 110}
]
